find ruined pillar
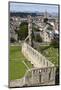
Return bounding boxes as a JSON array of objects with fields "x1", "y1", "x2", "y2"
[{"x1": 28, "y1": 15, "x2": 33, "y2": 46}]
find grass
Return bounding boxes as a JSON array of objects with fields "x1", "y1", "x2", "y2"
[
  {"x1": 9, "y1": 46, "x2": 32, "y2": 80},
  {"x1": 9, "y1": 43, "x2": 59, "y2": 80},
  {"x1": 39, "y1": 45, "x2": 59, "y2": 66}
]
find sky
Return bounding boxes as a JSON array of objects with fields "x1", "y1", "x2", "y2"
[{"x1": 10, "y1": 2, "x2": 58, "y2": 13}]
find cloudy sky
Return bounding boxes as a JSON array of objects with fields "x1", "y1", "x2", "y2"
[{"x1": 10, "y1": 2, "x2": 58, "y2": 13}]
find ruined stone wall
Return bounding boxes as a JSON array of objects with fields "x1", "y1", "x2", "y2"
[
  {"x1": 22, "y1": 42, "x2": 54, "y2": 68},
  {"x1": 24, "y1": 66, "x2": 56, "y2": 86},
  {"x1": 22, "y1": 42, "x2": 56, "y2": 86}
]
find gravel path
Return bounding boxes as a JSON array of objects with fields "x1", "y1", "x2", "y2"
[{"x1": 22, "y1": 60, "x2": 30, "y2": 70}]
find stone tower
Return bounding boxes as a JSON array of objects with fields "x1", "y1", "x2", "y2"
[{"x1": 44, "y1": 10, "x2": 48, "y2": 18}]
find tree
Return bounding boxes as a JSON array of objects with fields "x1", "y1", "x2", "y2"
[
  {"x1": 18, "y1": 22, "x2": 28, "y2": 40},
  {"x1": 47, "y1": 25, "x2": 53, "y2": 31},
  {"x1": 44, "y1": 18, "x2": 48, "y2": 23},
  {"x1": 10, "y1": 37, "x2": 16, "y2": 43},
  {"x1": 50, "y1": 38, "x2": 59, "y2": 48},
  {"x1": 35, "y1": 34, "x2": 42, "y2": 42}
]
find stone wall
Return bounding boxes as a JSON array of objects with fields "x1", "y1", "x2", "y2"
[
  {"x1": 21, "y1": 42, "x2": 56, "y2": 86},
  {"x1": 9, "y1": 66, "x2": 57, "y2": 87},
  {"x1": 22, "y1": 42, "x2": 54, "y2": 68},
  {"x1": 24, "y1": 66, "x2": 56, "y2": 86}
]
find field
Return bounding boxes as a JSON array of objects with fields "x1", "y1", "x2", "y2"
[
  {"x1": 9, "y1": 45, "x2": 32, "y2": 80},
  {"x1": 39, "y1": 45, "x2": 59, "y2": 66}
]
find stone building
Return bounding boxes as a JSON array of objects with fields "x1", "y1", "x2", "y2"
[{"x1": 10, "y1": 16, "x2": 21, "y2": 42}]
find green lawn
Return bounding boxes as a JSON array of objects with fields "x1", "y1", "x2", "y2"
[
  {"x1": 9, "y1": 46, "x2": 32, "y2": 80},
  {"x1": 39, "y1": 45, "x2": 59, "y2": 66}
]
